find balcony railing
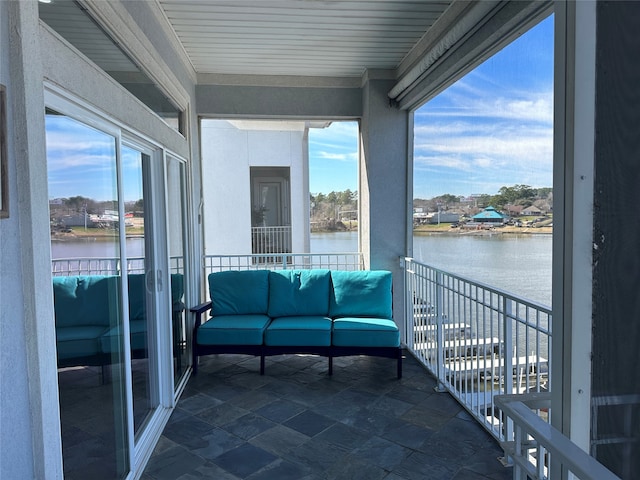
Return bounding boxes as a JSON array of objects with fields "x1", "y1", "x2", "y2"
[
  {"x1": 51, "y1": 256, "x2": 184, "y2": 276},
  {"x1": 402, "y1": 257, "x2": 552, "y2": 443},
  {"x1": 203, "y1": 252, "x2": 364, "y2": 274},
  {"x1": 251, "y1": 226, "x2": 292, "y2": 256}
]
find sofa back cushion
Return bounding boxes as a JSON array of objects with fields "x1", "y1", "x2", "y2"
[
  {"x1": 53, "y1": 275, "x2": 121, "y2": 328},
  {"x1": 329, "y1": 270, "x2": 393, "y2": 319},
  {"x1": 127, "y1": 274, "x2": 147, "y2": 321},
  {"x1": 209, "y1": 270, "x2": 270, "y2": 316},
  {"x1": 53, "y1": 276, "x2": 81, "y2": 328},
  {"x1": 170, "y1": 273, "x2": 185, "y2": 307},
  {"x1": 268, "y1": 269, "x2": 331, "y2": 318}
]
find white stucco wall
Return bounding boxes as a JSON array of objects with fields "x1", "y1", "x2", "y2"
[
  {"x1": 201, "y1": 120, "x2": 309, "y2": 256},
  {"x1": 0, "y1": 4, "x2": 37, "y2": 479}
]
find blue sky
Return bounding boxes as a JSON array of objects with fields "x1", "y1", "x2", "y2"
[
  {"x1": 308, "y1": 121, "x2": 359, "y2": 195},
  {"x1": 310, "y1": 15, "x2": 554, "y2": 199},
  {"x1": 46, "y1": 115, "x2": 143, "y2": 202}
]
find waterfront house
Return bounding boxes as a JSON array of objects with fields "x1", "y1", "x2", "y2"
[
  {"x1": 522, "y1": 205, "x2": 544, "y2": 216},
  {"x1": 2, "y1": 1, "x2": 639, "y2": 479}
]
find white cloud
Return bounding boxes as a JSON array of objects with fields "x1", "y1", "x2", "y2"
[{"x1": 314, "y1": 151, "x2": 358, "y2": 163}]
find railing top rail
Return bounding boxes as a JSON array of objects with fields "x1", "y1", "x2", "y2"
[
  {"x1": 403, "y1": 256, "x2": 551, "y2": 314},
  {"x1": 205, "y1": 252, "x2": 362, "y2": 258},
  {"x1": 495, "y1": 393, "x2": 621, "y2": 480}
]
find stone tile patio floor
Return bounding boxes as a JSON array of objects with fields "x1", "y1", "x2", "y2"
[{"x1": 143, "y1": 351, "x2": 512, "y2": 480}]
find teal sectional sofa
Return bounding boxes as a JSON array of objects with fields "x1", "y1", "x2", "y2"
[
  {"x1": 190, "y1": 269, "x2": 402, "y2": 378},
  {"x1": 53, "y1": 273, "x2": 184, "y2": 368}
]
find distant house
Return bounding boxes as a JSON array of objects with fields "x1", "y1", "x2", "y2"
[
  {"x1": 472, "y1": 206, "x2": 506, "y2": 224},
  {"x1": 522, "y1": 205, "x2": 543, "y2": 216},
  {"x1": 428, "y1": 212, "x2": 460, "y2": 224},
  {"x1": 504, "y1": 204, "x2": 524, "y2": 216}
]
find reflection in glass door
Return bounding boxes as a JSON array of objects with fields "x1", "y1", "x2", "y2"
[
  {"x1": 166, "y1": 155, "x2": 189, "y2": 385},
  {"x1": 46, "y1": 110, "x2": 129, "y2": 479}
]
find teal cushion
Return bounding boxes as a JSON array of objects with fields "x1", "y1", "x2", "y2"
[
  {"x1": 209, "y1": 271, "x2": 269, "y2": 315},
  {"x1": 264, "y1": 316, "x2": 332, "y2": 346},
  {"x1": 127, "y1": 274, "x2": 147, "y2": 321},
  {"x1": 53, "y1": 276, "x2": 81, "y2": 328},
  {"x1": 267, "y1": 270, "x2": 330, "y2": 318},
  {"x1": 171, "y1": 273, "x2": 184, "y2": 306},
  {"x1": 332, "y1": 317, "x2": 400, "y2": 347},
  {"x1": 79, "y1": 276, "x2": 121, "y2": 327},
  {"x1": 100, "y1": 319, "x2": 147, "y2": 353},
  {"x1": 56, "y1": 326, "x2": 108, "y2": 360},
  {"x1": 329, "y1": 270, "x2": 393, "y2": 319},
  {"x1": 197, "y1": 314, "x2": 271, "y2": 345}
]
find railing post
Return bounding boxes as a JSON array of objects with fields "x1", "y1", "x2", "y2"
[
  {"x1": 503, "y1": 297, "x2": 514, "y2": 442},
  {"x1": 400, "y1": 257, "x2": 409, "y2": 348},
  {"x1": 435, "y1": 270, "x2": 446, "y2": 392}
]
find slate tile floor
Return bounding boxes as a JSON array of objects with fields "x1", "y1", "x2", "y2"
[{"x1": 143, "y1": 352, "x2": 512, "y2": 480}]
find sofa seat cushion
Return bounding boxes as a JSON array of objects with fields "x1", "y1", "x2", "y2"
[
  {"x1": 56, "y1": 326, "x2": 108, "y2": 360},
  {"x1": 209, "y1": 270, "x2": 270, "y2": 316},
  {"x1": 332, "y1": 318, "x2": 400, "y2": 348},
  {"x1": 268, "y1": 270, "x2": 331, "y2": 318},
  {"x1": 100, "y1": 320, "x2": 147, "y2": 354},
  {"x1": 329, "y1": 270, "x2": 393, "y2": 319},
  {"x1": 197, "y1": 314, "x2": 271, "y2": 346},
  {"x1": 264, "y1": 316, "x2": 332, "y2": 346}
]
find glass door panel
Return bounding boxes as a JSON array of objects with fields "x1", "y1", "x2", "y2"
[
  {"x1": 46, "y1": 111, "x2": 129, "y2": 479},
  {"x1": 166, "y1": 155, "x2": 189, "y2": 385},
  {"x1": 121, "y1": 145, "x2": 159, "y2": 437}
]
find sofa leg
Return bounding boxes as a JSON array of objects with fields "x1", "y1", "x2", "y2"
[
  {"x1": 397, "y1": 349, "x2": 403, "y2": 379},
  {"x1": 260, "y1": 355, "x2": 265, "y2": 375},
  {"x1": 192, "y1": 351, "x2": 198, "y2": 375},
  {"x1": 328, "y1": 356, "x2": 333, "y2": 376}
]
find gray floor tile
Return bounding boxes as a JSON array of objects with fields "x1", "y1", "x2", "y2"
[
  {"x1": 213, "y1": 443, "x2": 277, "y2": 478},
  {"x1": 283, "y1": 410, "x2": 336, "y2": 437},
  {"x1": 141, "y1": 353, "x2": 510, "y2": 480}
]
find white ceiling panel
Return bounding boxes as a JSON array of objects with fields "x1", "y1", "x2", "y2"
[{"x1": 157, "y1": 0, "x2": 454, "y2": 77}]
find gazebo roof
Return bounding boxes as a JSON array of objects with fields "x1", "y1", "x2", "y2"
[{"x1": 473, "y1": 206, "x2": 505, "y2": 220}]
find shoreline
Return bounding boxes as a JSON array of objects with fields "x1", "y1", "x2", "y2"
[{"x1": 413, "y1": 225, "x2": 552, "y2": 236}]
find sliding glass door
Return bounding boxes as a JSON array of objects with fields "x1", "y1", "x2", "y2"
[{"x1": 45, "y1": 96, "x2": 189, "y2": 478}]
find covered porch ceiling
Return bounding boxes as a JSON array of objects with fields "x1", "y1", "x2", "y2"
[
  {"x1": 157, "y1": 0, "x2": 456, "y2": 78},
  {"x1": 154, "y1": 0, "x2": 550, "y2": 106}
]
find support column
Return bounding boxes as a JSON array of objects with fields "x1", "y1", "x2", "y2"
[{"x1": 360, "y1": 76, "x2": 411, "y2": 337}]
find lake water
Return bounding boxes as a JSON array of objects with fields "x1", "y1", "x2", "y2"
[
  {"x1": 311, "y1": 231, "x2": 552, "y2": 307},
  {"x1": 52, "y1": 231, "x2": 552, "y2": 306}
]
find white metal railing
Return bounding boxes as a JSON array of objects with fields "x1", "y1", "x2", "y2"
[
  {"x1": 251, "y1": 226, "x2": 292, "y2": 255},
  {"x1": 203, "y1": 252, "x2": 363, "y2": 274},
  {"x1": 495, "y1": 393, "x2": 621, "y2": 480},
  {"x1": 402, "y1": 257, "x2": 552, "y2": 443},
  {"x1": 51, "y1": 256, "x2": 184, "y2": 276}
]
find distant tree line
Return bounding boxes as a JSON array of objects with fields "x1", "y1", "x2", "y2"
[
  {"x1": 414, "y1": 185, "x2": 552, "y2": 213},
  {"x1": 310, "y1": 189, "x2": 358, "y2": 228},
  {"x1": 50, "y1": 195, "x2": 143, "y2": 216}
]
